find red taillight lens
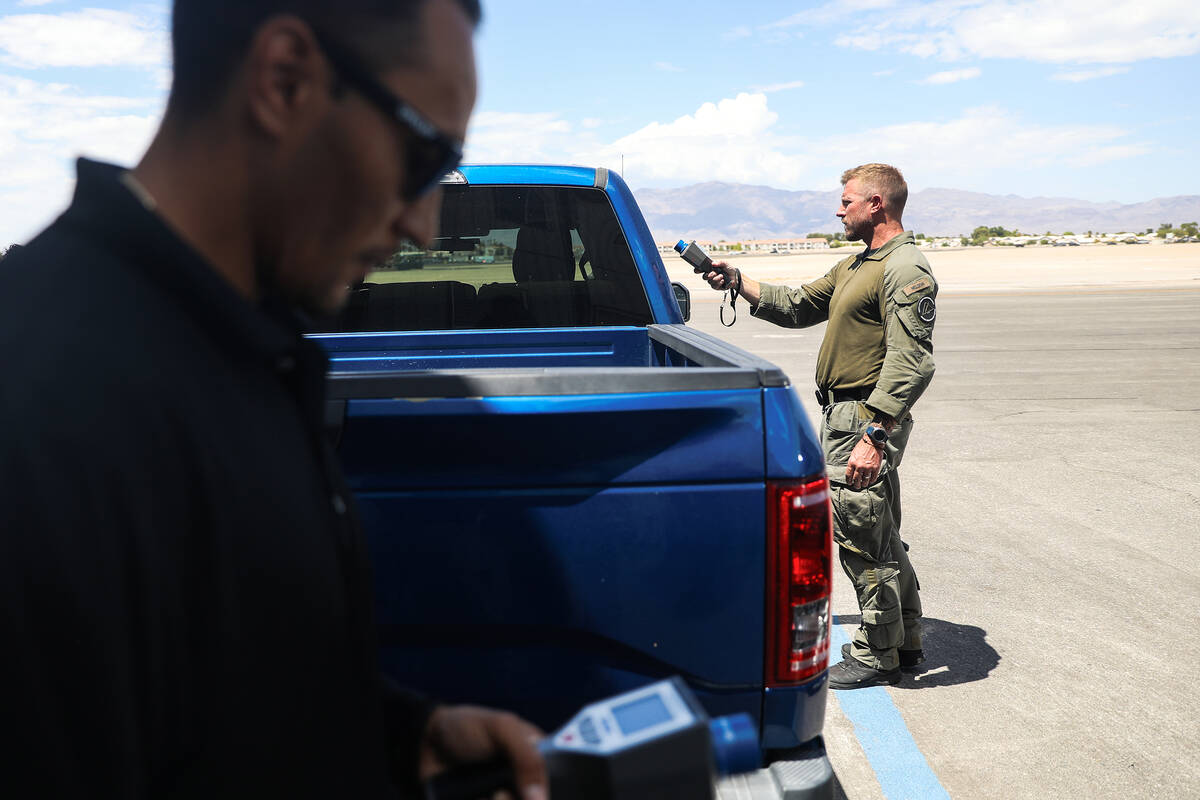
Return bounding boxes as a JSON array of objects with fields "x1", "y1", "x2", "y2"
[{"x1": 766, "y1": 477, "x2": 833, "y2": 685}]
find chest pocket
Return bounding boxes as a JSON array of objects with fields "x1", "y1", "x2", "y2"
[{"x1": 890, "y1": 282, "x2": 936, "y2": 342}]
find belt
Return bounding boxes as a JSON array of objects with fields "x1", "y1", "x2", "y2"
[{"x1": 816, "y1": 385, "x2": 872, "y2": 407}]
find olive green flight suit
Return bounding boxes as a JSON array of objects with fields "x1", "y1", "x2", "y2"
[{"x1": 752, "y1": 231, "x2": 937, "y2": 671}]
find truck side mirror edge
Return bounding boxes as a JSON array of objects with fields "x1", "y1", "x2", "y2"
[{"x1": 671, "y1": 282, "x2": 691, "y2": 322}]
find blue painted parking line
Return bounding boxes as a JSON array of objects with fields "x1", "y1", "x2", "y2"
[{"x1": 830, "y1": 623, "x2": 951, "y2": 800}]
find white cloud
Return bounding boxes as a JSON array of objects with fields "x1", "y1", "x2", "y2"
[
  {"x1": 753, "y1": 80, "x2": 806, "y2": 93},
  {"x1": 653, "y1": 61, "x2": 684, "y2": 73},
  {"x1": 0, "y1": 9, "x2": 167, "y2": 68},
  {"x1": 777, "y1": 0, "x2": 1200, "y2": 64},
  {"x1": 576, "y1": 93, "x2": 812, "y2": 187},
  {"x1": 464, "y1": 110, "x2": 577, "y2": 164},
  {"x1": 473, "y1": 95, "x2": 1151, "y2": 193},
  {"x1": 0, "y1": 75, "x2": 164, "y2": 244},
  {"x1": 1051, "y1": 66, "x2": 1131, "y2": 82},
  {"x1": 919, "y1": 67, "x2": 981, "y2": 84}
]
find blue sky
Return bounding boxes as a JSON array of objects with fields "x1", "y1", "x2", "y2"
[{"x1": 2, "y1": 0, "x2": 1198, "y2": 244}]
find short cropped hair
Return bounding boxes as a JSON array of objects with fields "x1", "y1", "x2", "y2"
[
  {"x1": 169, "y1": 0, "x2": 482, "y2": 116},
  {"x1": 841, "y1": 163, "x2": 907, "y2": 218}
]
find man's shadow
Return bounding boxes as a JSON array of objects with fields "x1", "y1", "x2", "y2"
[{"x1": 833, "y1": 615, "x2": 999, "y2": 688}]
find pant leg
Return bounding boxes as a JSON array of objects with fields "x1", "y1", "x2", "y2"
[
  {"x1": 833, "y1": 480, "x2": 903, "y2": 670},
  {"x1": 884, "y1": 417, "x2": 922, "y2": 651},
  {"x1": 822, "y1": 401, "x2": 904, "y2": 670}
]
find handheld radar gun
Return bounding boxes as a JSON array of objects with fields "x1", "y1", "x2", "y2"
[{"x1": 424, "y1": 676, "x2": 760, "y2": 800}]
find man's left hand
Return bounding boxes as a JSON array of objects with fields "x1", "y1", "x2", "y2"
[
  {"x1": 418, "y1": 705, "x2": 548, "y2": 800},
  {"x1": 845, "y1": 437, "x2": 883, "y2": 490}
]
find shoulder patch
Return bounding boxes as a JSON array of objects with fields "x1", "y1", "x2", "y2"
[
  {"x1": 916, "y1": 296, "x2": 937, "y2": 323},
  {"x1": 902, "y1": 277, "x2": 933, "y2": 297}
]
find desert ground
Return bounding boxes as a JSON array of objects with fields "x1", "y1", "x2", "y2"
[
  {"x1": 664, "y1": 240, "x2": 1200, "y2": 294},
  {"x1": 695, "y1": 241, "x2": 1200, "y2": 799}
]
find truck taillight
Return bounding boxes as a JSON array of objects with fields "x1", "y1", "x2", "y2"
[{"x1": 766, "y1": 477, "x2": 833, "y2": 685}]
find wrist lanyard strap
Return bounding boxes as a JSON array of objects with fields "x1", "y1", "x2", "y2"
[{"x1": 720, "y1": 268, "x2": 741, "y2": 327}]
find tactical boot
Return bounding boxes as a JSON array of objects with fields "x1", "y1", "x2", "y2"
[
  {"x1": 841, "y1": 643, "x2": 925, "y2": 672},
  {"x1": 828, "y1": 657, "x2": 900, "y2": 690}
]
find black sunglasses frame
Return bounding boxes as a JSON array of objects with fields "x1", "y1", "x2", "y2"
[{"x1": 311, "y1": 29, "x2": 464, "y2": 201}]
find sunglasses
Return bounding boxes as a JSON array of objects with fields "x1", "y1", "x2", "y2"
[{"x1": 311, "y1": 29, "x2": 464, "y2": 201}]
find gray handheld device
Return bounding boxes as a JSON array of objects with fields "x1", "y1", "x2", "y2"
[
  {"x1": 424, "y1": 676, "x2": 759, "y2": 800},
  {"x1": 674, "y1": 239, "x2": 713, "y2": 272}
]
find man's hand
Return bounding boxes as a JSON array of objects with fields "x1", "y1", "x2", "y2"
[
  {"x1": 845, "y1": 436, "x2": 883, "y2": 490},
  {"x1": 418, "y1": 705, "x2": 548, "y2": 800},
  {"x1": 702, "y1": 261, "x2": 761, "y2": 305}
]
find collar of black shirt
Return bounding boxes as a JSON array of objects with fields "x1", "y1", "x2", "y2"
[
  {"x1": 61, "y1": 158, "x2": 331, "y2": 429},
  {"x1": 62, "y1": 158, "x2": 326, "y2": 375}
]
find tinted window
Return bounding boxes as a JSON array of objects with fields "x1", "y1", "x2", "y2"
[{"x1": 315, "y1": 186, "x2": 653, "y2": 332}]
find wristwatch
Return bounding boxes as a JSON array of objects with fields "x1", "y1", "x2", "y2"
[{"x1": 864, "y1": 423, "x2": 889, "y2": 447}]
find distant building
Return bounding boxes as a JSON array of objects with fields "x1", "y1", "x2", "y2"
[{"x1": 657, "y1": 237, "x2": 829, "y2": 255}]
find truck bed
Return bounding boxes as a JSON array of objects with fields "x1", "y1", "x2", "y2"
[{"x1": 319, "y1": 324, "x2": 827, "y2": 742}]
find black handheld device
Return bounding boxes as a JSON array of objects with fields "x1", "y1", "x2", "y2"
[{"x1": 674, "y1": 240, "x2": 739, "y2": 327}]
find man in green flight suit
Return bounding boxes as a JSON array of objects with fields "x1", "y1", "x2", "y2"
[{"x1": 701, "y1": 163, "x2": 937, "y2": 689}]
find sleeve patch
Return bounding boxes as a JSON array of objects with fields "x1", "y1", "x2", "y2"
[
  {"x1": 916, "y1": 296, "x2": 936, "y2": 323},
  {"x1": 902, "y1": 277, "x2": 933, "y2": 297}
]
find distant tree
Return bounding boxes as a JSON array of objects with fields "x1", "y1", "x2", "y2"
[
  {"x1": 1157, "y1": 222, "x2": 1174, "y2": 238},
  {"x1": 915, "y1": 232, "x2": 925, "y2": 240},
  {"x1": 1181, "y1": 222, "x2": 1199, "y2": 236},
  {"x1": 1063, "y1": 231, "x2": 1075, "y2": 236}
]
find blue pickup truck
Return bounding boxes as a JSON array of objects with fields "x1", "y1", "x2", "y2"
[{"x1": 313, "y1": 165, "x2": 834, "y2": 789}]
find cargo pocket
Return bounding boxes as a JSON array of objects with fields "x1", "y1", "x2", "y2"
[
  {"x1": 831, "y1": 483, "x2": 880, "y2": 551},
  {"x1": 822, "y1": 401, "x2": 871, "y2": 480},
  {"x1": 858, "y1": 565, "x2": 902, "y2": 651}
]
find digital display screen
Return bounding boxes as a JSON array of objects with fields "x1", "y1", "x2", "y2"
[{"x1": 611, "y1": 693, "x2": 673, "y2": 735}]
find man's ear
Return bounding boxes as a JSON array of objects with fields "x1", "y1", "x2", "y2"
[
  {"x1": 869, "y1": 194, "x2": 885, "y2": 215},
  {"x1": 244, "y1": 16, "x2": 328, "y2": 141}
]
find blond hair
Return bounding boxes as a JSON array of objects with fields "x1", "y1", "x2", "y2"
[{"x1": 841, "y1": 163, "x2": 907, "y2": 219}]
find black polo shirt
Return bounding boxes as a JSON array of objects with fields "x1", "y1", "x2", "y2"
[{"x1": 0, "y1": 160, "x2": 430, "y2": 797}]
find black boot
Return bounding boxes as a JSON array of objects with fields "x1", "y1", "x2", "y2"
[
  {"x1": 841, "y1": 643, "x2": 925, "y2": 672},
  {"x1": 828, "y1": 656, "x2": 900, "y2": 690}
]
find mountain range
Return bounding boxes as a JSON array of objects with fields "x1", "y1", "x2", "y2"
[{"x1": 632, "y1": 182, "x2": 1200, "y2": 242}]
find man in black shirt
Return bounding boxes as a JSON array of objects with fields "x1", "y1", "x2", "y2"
[{"x1": 0, "y1": 1, "x2": 546, "y2": 798}]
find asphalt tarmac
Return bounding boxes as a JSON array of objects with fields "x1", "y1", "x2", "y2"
[{"x1": 695, "y1": 285, "x2": 1200, "y2": 799}]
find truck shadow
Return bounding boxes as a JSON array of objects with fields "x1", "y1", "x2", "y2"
[{"x1": 833, "y1": 615, "x2": 1000, "y2": 688}]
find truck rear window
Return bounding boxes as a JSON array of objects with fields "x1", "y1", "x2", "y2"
[{"x1": 314, "y1": 185, "x2": 654, "y2": 332}]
